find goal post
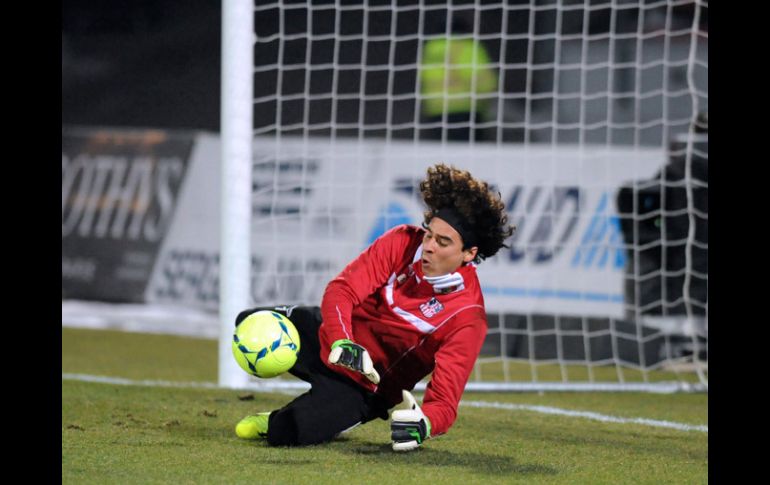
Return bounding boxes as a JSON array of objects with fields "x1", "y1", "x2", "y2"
[
  {"x1": 219, "y1": 0, "x2": 254, "y2": 389},
  {"x1": 220, "y1": 1, "x2": 707, "y2": 392}
]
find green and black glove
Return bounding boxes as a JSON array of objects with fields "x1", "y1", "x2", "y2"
[
  {"x1": 328, "y1": 339, "x2": 380, "y2": 384},
  {"x1": 390, "y1": 390, "x2": 431, "y2": 451}
]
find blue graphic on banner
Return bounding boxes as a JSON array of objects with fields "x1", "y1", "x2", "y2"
[
  {"x1": 571, "y1": 193, "x2": 625, "y2": 270},
  {"x1": 367, "y1": 202, "x2": 413, "y2": 245},
  {"x1": 504, "y1": 186, "x2": 580, "y2": 265}
]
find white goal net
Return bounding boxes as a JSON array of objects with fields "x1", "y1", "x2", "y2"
[{"x1": 220, "y1": 0, "x2": 708, "y2": 392}]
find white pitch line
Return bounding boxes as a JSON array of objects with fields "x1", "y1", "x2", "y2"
[
  {"x1": 63, "y1": 373, "x2": 707, "y2": 433},
  {"x1": 461, "y1": 400, "x2": 707, "y2": 433},
  {"x1": 61, "y1": 373, "x2": 304, "y2": 395},
  {"x1": 62, "y1": 373, "x2": 221, "y2": 389}
]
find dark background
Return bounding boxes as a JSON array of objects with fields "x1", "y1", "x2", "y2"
[
  {"x1": 62, "y1": 0, "x2": 222, "y2": 132},
  {"x1": 62, "y1": 0, "x2": 706, "y2": 144}
]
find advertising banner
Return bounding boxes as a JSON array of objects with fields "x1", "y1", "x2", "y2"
[
  {"x1": 62, "y1": 128, "x2": 194, "y2": 302},
  {"x1": 146, "y1": 136, "x2": 665, "y2": 318}
]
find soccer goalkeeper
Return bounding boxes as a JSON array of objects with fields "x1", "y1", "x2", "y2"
[{"x1": 235, "y1": 163, "x2": 515, "y2": 451}]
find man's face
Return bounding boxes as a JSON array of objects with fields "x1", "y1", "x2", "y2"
[{"x1": 421, "y1": 217, "x2": 478, "y2": 277}]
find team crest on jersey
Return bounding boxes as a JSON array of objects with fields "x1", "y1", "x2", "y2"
[{"x1": 419, "y1": 297, "x2": 444, "y2": 318}]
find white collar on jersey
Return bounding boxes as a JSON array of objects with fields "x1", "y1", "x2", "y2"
[{"x1": 424, "y1": 272, "x2": 465, "y2": 293}]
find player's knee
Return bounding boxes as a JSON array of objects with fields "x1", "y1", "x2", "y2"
[{"x1": 265, "y1": 410, "x2": 300, "y2": 446}]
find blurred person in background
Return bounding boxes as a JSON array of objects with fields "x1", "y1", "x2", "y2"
[{"x1": 419, "y1": 14, "x2": 498, "y2": 142}]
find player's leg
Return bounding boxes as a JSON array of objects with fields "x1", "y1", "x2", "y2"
[
  {"x1": 264, "y1": 370, "x2": 385, "y2": 446},
  {"x1": 235, "y1": 305, "x2": 389, "y2": 445},
  {"x1": 263, "y1": 306, "x2": 370, "y2": 445},
  {"x1": 234, "y1": 305, "x2": 321, "y2": 440}
]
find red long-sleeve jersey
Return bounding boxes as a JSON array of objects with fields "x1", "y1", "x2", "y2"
[{"x1": 319, "y1": 224, "x2": 487, "y2": 436}]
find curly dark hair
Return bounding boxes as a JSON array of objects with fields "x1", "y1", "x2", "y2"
[{"x1": 419, "y1": 163, "x2": 516, "y2": 263}]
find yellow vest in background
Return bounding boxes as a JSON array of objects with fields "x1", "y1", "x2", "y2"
[{"x1": 419, "y1": 37, "x2": 498, "y2": 117}]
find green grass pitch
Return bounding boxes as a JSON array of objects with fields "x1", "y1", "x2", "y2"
[{"x1": 62, "y1": 327, "x2": 707, "y2": 484}]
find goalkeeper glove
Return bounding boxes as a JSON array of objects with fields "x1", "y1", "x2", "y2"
[
  {"x1": 328, "y1": 339, "x2": 380, "y2": 384},
  {"x1": 390, "y1": 390, "x2": 431, "y2": 452}
]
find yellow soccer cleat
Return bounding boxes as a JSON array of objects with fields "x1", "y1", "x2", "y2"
[{"x1": 235, "y1": 412, "x2": 270, "y2": 439}]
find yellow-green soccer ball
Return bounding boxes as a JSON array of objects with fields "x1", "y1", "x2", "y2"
[{"x1": 232, "y1": 310, "x2": 300, "y2": 378}]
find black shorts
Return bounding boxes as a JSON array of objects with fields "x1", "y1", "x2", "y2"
[{"x1": 236, "y1": 305, "x2": 390, "y2": 446}]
